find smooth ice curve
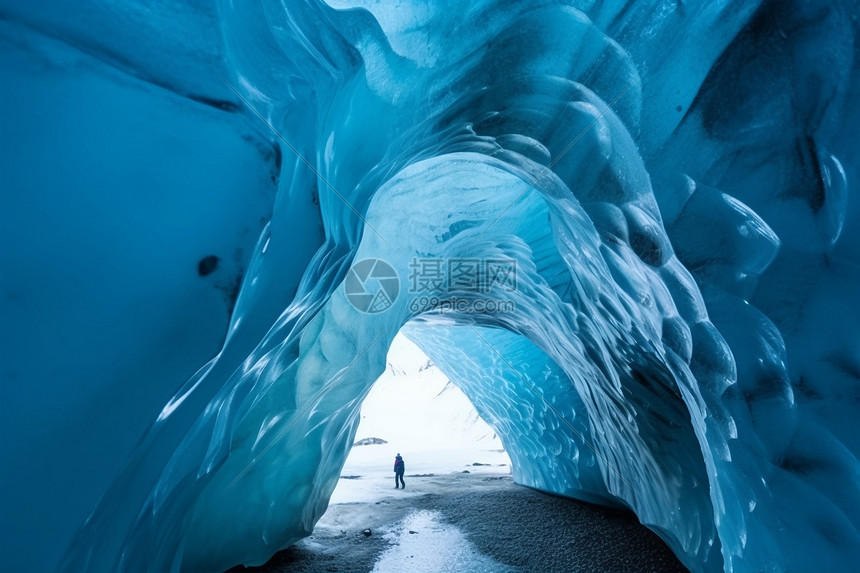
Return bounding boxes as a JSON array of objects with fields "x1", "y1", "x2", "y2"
[{"x1": 1, "y1": 1, "x2": 859, "y2": 573}]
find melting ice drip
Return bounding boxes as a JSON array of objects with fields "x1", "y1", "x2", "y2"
[{"x1": 2, "y1": 1, "x2": 859, "y2": 573}]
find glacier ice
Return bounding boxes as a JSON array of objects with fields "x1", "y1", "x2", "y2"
[{"x1": 1, "y1": 1, "x2": 859, "y2": 572}]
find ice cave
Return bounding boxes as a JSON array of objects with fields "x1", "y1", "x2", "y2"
[{"x1": 2, "y1": 1, "x2": 859, "y2": 572}]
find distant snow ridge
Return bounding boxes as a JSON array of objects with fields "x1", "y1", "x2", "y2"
[
  {"x1": 353, "y1": 437, "x2": 388, "y2": 447},
  {"x1": 3, "y1": 2, "x2": 859, "y2": 573}
]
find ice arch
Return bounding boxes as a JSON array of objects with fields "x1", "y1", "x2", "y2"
[{"x1": 2, "y1": 1, "x2": 859, "y2": 573}]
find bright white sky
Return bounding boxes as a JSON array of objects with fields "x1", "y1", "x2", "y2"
[
  {"x1": 333, "y1": 332, "x2": 511, "y2": 502},
  {"x1": 355, "y1": 332, "x2": 502, "y2": 452}
]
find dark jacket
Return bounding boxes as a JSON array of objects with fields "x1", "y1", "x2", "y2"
[{"x1": 394, "y1": 455, "x2": 405, "y2": 474}]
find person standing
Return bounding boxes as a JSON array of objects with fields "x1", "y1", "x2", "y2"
[{"x1": 394, "y1": 453, "x2": 405, "y2": 489}]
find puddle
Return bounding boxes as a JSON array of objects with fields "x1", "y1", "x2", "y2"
[{"x1": 371, "y1": 510, "x2": 514, "y2": 573}]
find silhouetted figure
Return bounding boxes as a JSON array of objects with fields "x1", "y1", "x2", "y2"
[{"x1": 394, "y1": 453, "x2": 405, "y2": 489}]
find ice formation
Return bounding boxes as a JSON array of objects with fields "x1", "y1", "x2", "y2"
[{"x1": 2, "y1": 1, "x2": 859, "y2": 572}]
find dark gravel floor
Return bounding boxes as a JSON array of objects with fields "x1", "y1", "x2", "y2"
[
  {"x1": 429, "y1": 480, "x2": 686, "y2": 572},
  {"x1": 229, "y1": 474, "x2": 688, "y2": 573}
]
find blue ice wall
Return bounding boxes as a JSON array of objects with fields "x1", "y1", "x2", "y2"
[{"x1": 1, "y1": 1, "x2": 858, "y2": 572}]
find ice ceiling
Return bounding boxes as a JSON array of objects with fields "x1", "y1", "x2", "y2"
[{"x1": 2, "y1": 1, "x2": 859, "y2": 572}]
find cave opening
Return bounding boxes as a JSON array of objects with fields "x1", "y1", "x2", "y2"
[{"x1": 331, "y1": 331, "x2": 512, "y2": 506}]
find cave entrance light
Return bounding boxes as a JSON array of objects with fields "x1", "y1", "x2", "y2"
[{"x1": 329, "y1": 332, "x2": 511, "y2": 505}]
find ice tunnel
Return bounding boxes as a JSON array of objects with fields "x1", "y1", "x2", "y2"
[{"x1": 2, "y1": 1, "x2": 859, "y2": 572}]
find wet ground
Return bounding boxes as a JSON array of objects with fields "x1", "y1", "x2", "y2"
[{"x1": 229, "y1": 471, "x2": 688, "y2": 573}]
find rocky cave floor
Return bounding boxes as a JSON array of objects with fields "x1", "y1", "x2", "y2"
[{"x1": 228, "y1": 471, "x2": 687, "y2": 573}]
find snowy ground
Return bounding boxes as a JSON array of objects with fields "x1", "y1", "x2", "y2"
[{"x1": 229, "y1": 335, "x2": 686, "y2": 572}]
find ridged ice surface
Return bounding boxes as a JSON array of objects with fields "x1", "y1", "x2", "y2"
[{"x1": 2, "y1": 1, "x2": 859, "y2": 572}]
